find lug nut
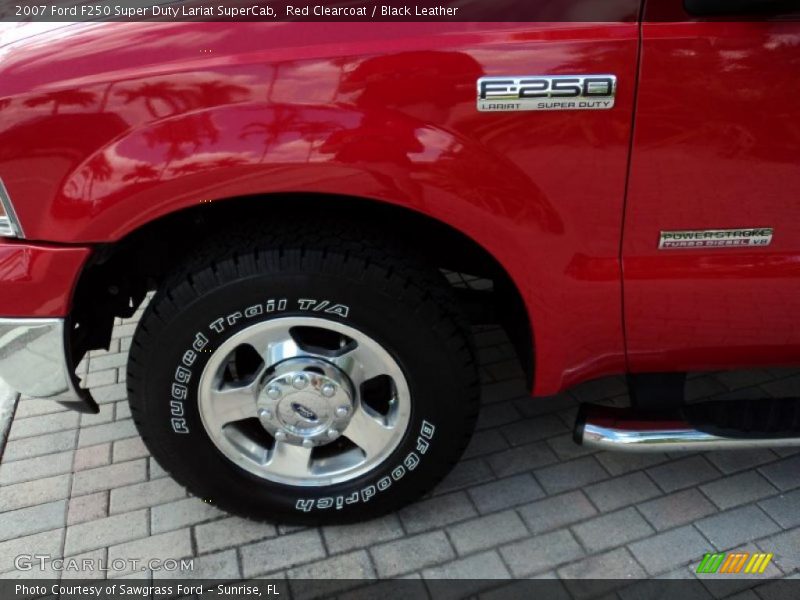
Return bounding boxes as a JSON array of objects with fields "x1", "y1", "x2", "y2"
[
  {"x1": 266, "y1": 385, "x2": 281, "y2": 400},
  {"x1": 321, "y1": 383, "x2": 336, "y2": 398},
  {"x1": 335, "y1": 406, "x2": 349, "y2": 417},
  {"x1": 301, "y1": 439, "x2": 314, "y2": 449},
  {"x1": 274, "y1": 431, "x2": 286, "y2": 441},
  {"x1": 326, "y1": 428, "x2": 338, "y2": 439},
  {"x1": 292, "y1": 374, "x2": 309, "y2": 389},
  {"x1": 258, "y1": 408, "x2": 272, "y2": 419}
]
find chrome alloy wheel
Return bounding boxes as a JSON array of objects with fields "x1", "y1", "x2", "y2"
[{"x1": 198, "y1": 317, "x2": 411, "y2": 486}]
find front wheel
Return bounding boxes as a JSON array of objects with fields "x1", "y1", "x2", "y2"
[{"x1": 127, "y1": 224, "x2": 479, "y2": 523}]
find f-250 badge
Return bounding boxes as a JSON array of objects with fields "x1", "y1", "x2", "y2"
[{"x1": 477, "y1": 75, "x2": 616, "y2": 112}]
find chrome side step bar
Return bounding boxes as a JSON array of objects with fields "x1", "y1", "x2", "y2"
[{"x1": 575, "y1": 404, "x2": 800, "y2": 452}]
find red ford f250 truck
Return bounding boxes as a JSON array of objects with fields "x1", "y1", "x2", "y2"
[{"x1": 0, "y1": 0, "x2": 798, "y2": 523}]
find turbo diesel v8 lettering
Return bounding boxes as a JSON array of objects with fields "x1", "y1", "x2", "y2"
[
  {"x1": 0, "y1": 0, "x2": 799, "y2": 524},
  {"x1": 658, "y1": 228, "x2": 774, "y2": 249}
]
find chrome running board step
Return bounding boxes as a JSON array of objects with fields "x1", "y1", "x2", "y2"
[{"x1": 574, "y1": 398, "x2": 800, "y2": 452}]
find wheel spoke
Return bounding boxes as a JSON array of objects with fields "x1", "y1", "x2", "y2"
[
  {"x1": 243, "y1": 323, "x2": 301, "y2": 366},
  {"x1": 265, "y1": 441, "x2": 313, "y2": 478},
  {"x1": 343, "y1": 408, "x2": 395, "y2": 459},
  {"x1": 330, "y1": 344, "x2": 388, "y2": 387},
  {"x1": 208, "y1": 381, "x2": 258, "y2": 425}
]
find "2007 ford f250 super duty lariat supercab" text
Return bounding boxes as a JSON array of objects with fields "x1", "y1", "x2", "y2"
[{"x1": 0, "y1": 0, "x2": 798, "y2": 523}]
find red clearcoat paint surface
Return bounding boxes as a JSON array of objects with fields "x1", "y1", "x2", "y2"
[
  {"x1": 0, "y1": 241, "x2": 90, "y2": 317},
  {"x1": 623, "y1": 19, "x2": 800, "y2": 373},
  {"x1": 0, "y1": 21, "x2": 639, "y2": 394},
  {"x1": 0, "y1": 9, "x2": 797, "y2": 395}
]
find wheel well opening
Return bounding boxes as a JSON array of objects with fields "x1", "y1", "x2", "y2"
[{"x1": 69, "y1": 193, "x2": 534, "y2": 388}]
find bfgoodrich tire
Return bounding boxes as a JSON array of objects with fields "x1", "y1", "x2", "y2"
[{"x1": 127, "y1": 222, "x2": 479, "y2": 523}]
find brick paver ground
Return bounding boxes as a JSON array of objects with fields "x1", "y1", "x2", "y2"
[{"x1": 2, "y1": 303, "x2": 800, "y2": 590}]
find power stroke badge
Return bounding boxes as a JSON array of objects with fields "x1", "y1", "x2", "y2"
[
  {"x1": 659, "y1": 228, "x2": 774, "y2": 250},
  {"x1": 477, "y1": 75, "x2": 616, "y2": 112}
]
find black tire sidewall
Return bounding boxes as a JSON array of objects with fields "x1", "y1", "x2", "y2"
[{"x1": 134, "y1": 267, "x2": 473, "y2": 522}]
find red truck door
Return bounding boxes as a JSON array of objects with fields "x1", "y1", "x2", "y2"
[{"x1": 623, "y1": 1, "x2": 800, "y2": 373}]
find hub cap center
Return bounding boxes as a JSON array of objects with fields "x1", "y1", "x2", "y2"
[{"x1": 256, "y1": 358, "x2": 354, "y2": 447}]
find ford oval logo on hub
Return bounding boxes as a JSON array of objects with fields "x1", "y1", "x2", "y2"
[{"x1": 291, "y1": 402, "x2": 318, "y2": 422}]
